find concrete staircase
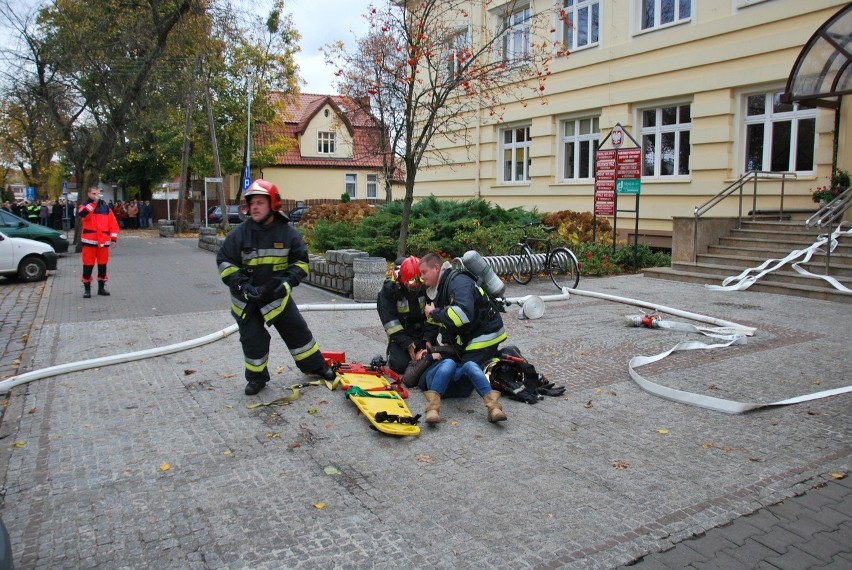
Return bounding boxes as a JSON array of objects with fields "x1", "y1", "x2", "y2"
[{"x1": 644, "y1": 220, "x2": 852, "y2": 303}]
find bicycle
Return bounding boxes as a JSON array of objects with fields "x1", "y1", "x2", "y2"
[{"x1": 507, "y1": 223, "x2": 580, "y2": 290}]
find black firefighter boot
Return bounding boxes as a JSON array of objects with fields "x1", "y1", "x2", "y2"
[
  {"x1": 83, "y1": 283, "x2": 91, "y2": 298},
  {"x1": 97, "y1": 281, "x2": 110, "y2": 296}
]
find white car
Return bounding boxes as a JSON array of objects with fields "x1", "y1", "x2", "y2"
[{"x1": 0, "y1": 230, "x2": 58, "y2": 282}]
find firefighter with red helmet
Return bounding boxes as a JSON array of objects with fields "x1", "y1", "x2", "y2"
[
  {"x1": 216, "y1": 179, "x2": 336, "y2": 396},
  {"x1": 78, "y1": 186, "x2": 119, "y2": 298},
  {"x1": 376, "y1": 255, "x2": 438, "y2": 374}
]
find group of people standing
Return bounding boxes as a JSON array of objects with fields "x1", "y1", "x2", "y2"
[
  {"x1": 111, "y1": 199, "x2": 153, "y2": 229},
  {"x1": 2, "y1": 199, "x2": 75, "y2": 229},
  {"x1": 215, "y1": 178, "x2": 509, "y2": 424}
]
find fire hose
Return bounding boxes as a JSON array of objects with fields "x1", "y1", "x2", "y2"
[
  {"x1": 706, "y1": 223, "x2": 852, "y2": 293},
  {"x1": 2, "y1": 289, "x2": 848, "y2": 414}
]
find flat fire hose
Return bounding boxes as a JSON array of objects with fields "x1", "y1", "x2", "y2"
[
  {"x1": 628, "y1": 337, "x2": 852, "y2": 414},
  {"x1": 705, "y1": 223, "x2": 852, "y2": 293}
]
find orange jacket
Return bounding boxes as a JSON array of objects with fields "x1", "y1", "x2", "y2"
[{"x1": 78, "y1": 198, "x2": 119, "y2": 247}]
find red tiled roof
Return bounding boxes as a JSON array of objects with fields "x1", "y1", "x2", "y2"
[{"x1": 256, "y1": 92, "x2": 391, "y2": 169}]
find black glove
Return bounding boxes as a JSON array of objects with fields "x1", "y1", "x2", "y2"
[
  {"x1": 239, "y1": 282, "x2": 261, "y2": 303},
  {"x1": 229, "y1": 274, "x2": 250, "y2": 298},
  {"x1": 268, "y1": 276, "x2": 292, "y2": 300}
]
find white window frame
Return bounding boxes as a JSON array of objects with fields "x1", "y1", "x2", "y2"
[
  {"x1": 447, "y1": 26, "x2": 471, "y2": 79},
  {"x1": 501, "y1": 125, "x2": 532, "y2": 184},
  {"x1": 559, "y1": 115, "x2": 600, "y2": 181},
  {"x1": 317, "y1": 131, "x2": 336, "y2": 154},
  {"x1": 497, "y1": 3, "x2": 531, "y2": 64},
  {"x1": 345, "y1": 173, "x2": 357, "y2": 198},
  {"x1": 366, "y1": 173, "x2": 378, "y2": 199},
  {"x1": 637, "y1": 0, "x2": 692, "y2": 32},
  {"x1": 639, "y1": 103, "x2": 692, "y2": 178},
  {"x1": 741, "y1": 90, "x2": 817, "y2": 175},
  {"x1": 561, "y1": 0, "x2": 600, "y2": 52}
]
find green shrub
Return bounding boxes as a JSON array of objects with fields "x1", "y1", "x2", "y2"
[{"x1": 298, "y1": 197, "x2": 667, "y2": 278}]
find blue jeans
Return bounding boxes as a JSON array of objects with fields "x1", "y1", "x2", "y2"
[{"x1": 419, "y1": 359, "x2": 492, "y2": 398}]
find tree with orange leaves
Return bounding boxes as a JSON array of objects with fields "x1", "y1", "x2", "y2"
[{"x1": 325, "y1": 0, "x2": 563, "y2": 257}]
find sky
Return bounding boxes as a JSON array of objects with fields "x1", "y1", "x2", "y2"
[{"x1": 281, "y1": 0, "x2": 373, "y2": 95}]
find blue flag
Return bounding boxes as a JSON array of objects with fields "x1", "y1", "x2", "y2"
[{"x1": 237, "y1": 166, "x2": 251, "y2": 200}]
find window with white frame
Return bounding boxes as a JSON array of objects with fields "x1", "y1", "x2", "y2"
[
  {"x1": 743, "y1": 91, "x2": 816, "y2": 173},
  {"x1": 499, "y1": 4, "x2": 531, "y2": 64},
  {"x1": 345, "y1": 173, "x2": 357, "y2": 198},
  {"x1": 447, "y1": 27, "x2": 470, "y2": 79},
  {"x1": 366, "y1": 174, "x2": 378, "y2": 199},
  {"x1": 640, "y1": 104, "x2": 691, "y2": 177},
  {"x1": 502, "y1": 126, "x2": 531, "y2": 183},
  {"x1": 561, "y1": 0, "x2": 600, "y2": 51},
  {"x1": 639, "y1": 0, "x2": 691, "y2": 31},
  {"x1": 317, "y1": 131, "x2": 336, "y2": 154},
  {"x1": 561, "y1": 116, "x2": 600, "y2": 180}
]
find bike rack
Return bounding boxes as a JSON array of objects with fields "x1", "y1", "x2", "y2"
[{"x1": 481, "y1": 253, "x2": 548, "y2": 276}]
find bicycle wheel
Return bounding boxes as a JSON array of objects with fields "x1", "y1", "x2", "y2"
[
  {"x1": 508, "y1": 244, "x2": 534, "y2": 284},
  {"x1": 547, "y1": 247, "x2": 579, "y2": 290}
]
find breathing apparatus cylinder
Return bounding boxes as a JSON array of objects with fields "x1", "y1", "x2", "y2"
[{"x1": 461, "y1": 250, "x2": 506, "y2": 299}]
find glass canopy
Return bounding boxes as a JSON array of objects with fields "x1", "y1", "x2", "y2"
[{"x1": 784, "y1": 4, "x2": 852, "y2": 108}]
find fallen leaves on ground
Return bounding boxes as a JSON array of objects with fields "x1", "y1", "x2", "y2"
[
  {"x1": 313, "y1": 502, "x2": 326, "y2": 509},
  {"x1": 307, "y1": 408, "x2": 318, "y2": 414},
  {"x1": 416, "y1": 454, "x2": 434, "y2": 463},
  {"x1": 222, "y1": 373, "x2": 235, "y2": 379},
  {"x1": 28, "y1": 407, "x2": 36, "y2": 414},
  {"x1": 830, "y1": 472, "x2": 846, "y2": 480},
  {"x1": 223, "y1": 450, "x2": 233, "y2": 457},
  {"x1": 324, "y1": 466, "x2": 341, "y2": 475},
  {"x1": 701, "y1": 442, "x2": 715, "y2": 449},
  {"x1": 265, "y1": 433, "x2": 280, "y2": 439},
  {"x1": 657, "y1": 428, "x2": 669, "y2": 435},
  {"x1": 612, "y1": 460, "x2": 629, "y2": 470},
  {"x1": 584, "y1": 400, "x2": 593, "y2": 409},
  {"x1": 12, "y1": 440, "x2": 26, "y2": 448},
  {"x1": 184, "y1": 369, "x2": 196, "y2": 375},
  {"x1": 159, "y1": 462, "x2": 171, "y2": 472}
]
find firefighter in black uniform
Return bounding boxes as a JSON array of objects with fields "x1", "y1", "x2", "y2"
[
  {"x1": 216, "y1": 180, "x2": 336, "y2": 396},
  {"x1": 419, "y1": 252, "x2": 508, "y2": 367},
  {"x1": 376, "y1": 256, "x2": 437, "y2": 374}
]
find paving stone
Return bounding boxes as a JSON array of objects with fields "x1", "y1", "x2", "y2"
[
  {"x1": 764, "y1": 545, "x2": 826, "y2": 570},
  {"x1": 1, "y1": 236, "x2": 850, "y2": 569}
]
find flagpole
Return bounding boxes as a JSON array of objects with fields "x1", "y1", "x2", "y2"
[
  {"x1": 237, "y1": 75, "x2": 252, "y2": 202},
  {"x1": 246, "y1": 75, "x2": 252, "y2": 174}
]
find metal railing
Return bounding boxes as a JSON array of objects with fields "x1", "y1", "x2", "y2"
[
  {"x1": 692, "y1": 170, "x2": 796, "y2": 261},
  {"x1": 805, "y1": 186, "x2": 852, "y2": 275}
]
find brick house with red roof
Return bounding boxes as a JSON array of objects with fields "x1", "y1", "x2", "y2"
[{"x1": 246, "y1": 92, "x2": 397, "y2": 208}]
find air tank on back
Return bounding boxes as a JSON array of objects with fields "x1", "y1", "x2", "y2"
[{"x1": 461, "y1": 250, "x2": 506, "y2": 299}]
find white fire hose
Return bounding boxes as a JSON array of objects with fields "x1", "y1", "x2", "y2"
[{"x1": 2, "y1": 288, "x2": 848, "y2": 414}]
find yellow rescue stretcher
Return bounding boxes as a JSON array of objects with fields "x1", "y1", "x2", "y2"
[{"x1": 323, "y1": 352, "x2": 421, "y2": 437}]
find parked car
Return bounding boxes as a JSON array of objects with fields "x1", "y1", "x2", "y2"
[
  {"x1": 207, "y1": 204, "x2": 246, "y2": 224},
  {"x1": 288, "y1": 206, "x2": 310, "y2": 224},
  {"x1": 0, "y1": 230, "x2": 58, "y2": 282},
  {"x1": 0, "y1": 209, "x2": 70, "y2": 253}
]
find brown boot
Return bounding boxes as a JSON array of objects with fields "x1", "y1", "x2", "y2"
[
  {"x1": 483, "y1": 390, "x2": 507, "y2": 423},
  {"x1": 423, "y1": 390, "x2": 442, "y2": 424}
]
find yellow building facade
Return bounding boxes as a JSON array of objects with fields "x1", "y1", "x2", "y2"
[{"x1": 415, "y1": 0, "x2": 850, "y2": 245}]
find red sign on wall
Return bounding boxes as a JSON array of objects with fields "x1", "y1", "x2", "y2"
[{"x1": 595, "y1": 201, "x2": 615, "y2": 216}]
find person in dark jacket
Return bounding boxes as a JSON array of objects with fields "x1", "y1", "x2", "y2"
[
  {"x1": 216, "y1": 180, "x2": 336, "y2": 396},
  {"x1": 376, "y1": 256, "x2": 437, "y2": 374},
  {"x1": 418, "y1": 252, "x2": 508, "y2": 424},
  {"x1": 419, "y1": 253, "x2": 507, "y2": 367}
]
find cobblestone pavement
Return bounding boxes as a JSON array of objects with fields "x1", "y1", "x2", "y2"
[{"x1": 0, "y1": 234, "x2": 850, "y2": 569}]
